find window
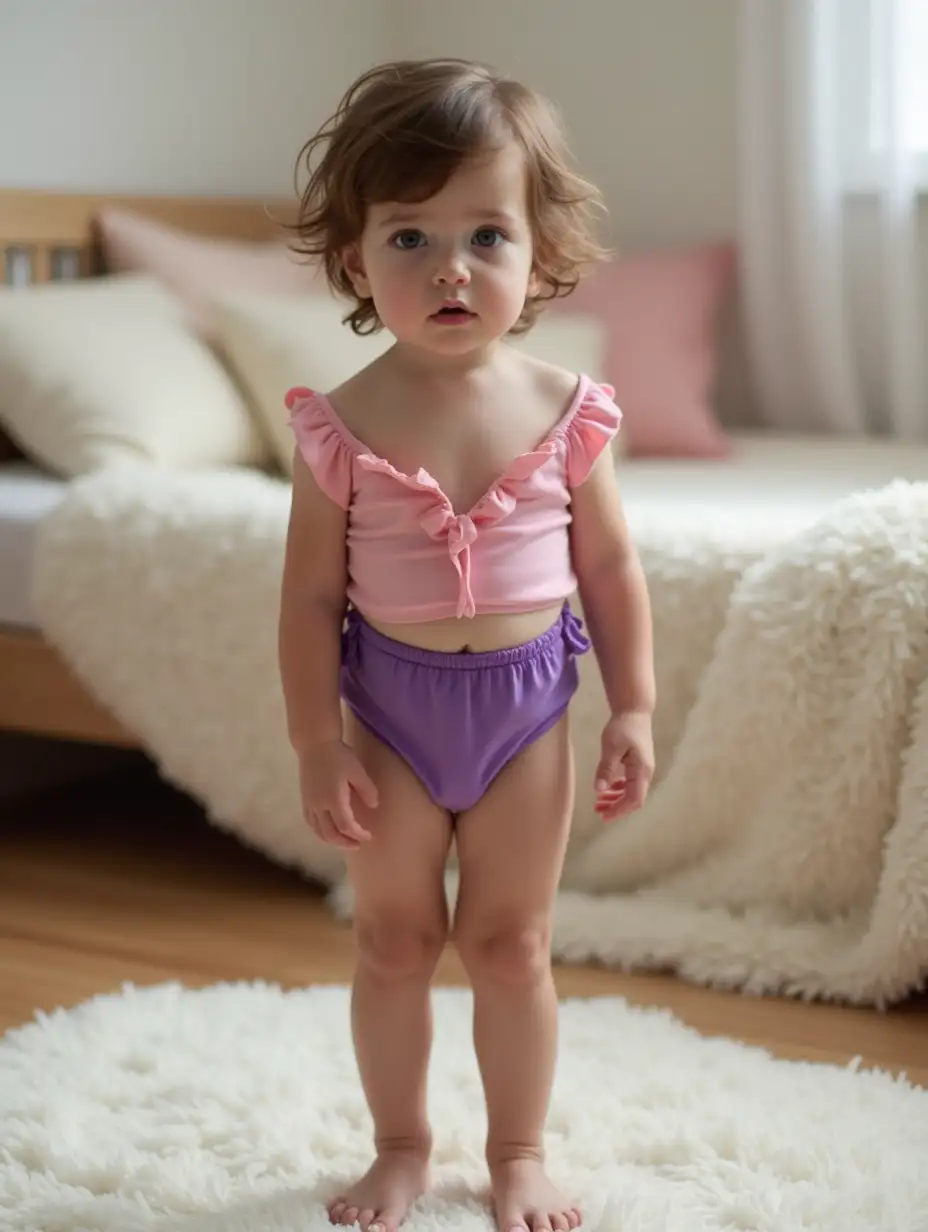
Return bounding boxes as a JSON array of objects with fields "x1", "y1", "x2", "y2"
[
  {"x1": 841, "y1": 0, "x2": 928, "y2": 186},
  {"x1": 869, "y1": 0, "x2": 928, "y2": 153}
]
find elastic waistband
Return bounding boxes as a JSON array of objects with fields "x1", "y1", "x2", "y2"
[{"x1": 343, "y1": 604, "x2": 589, "y2": 671}]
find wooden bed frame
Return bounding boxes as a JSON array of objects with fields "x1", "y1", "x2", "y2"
[{"x1": 0, "y1": 188, "x2": 291, "y2": 749}]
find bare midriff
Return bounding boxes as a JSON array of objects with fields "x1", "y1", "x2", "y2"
[{"x1": 363, "y1": 602, "x2": 566, "y2": 653}]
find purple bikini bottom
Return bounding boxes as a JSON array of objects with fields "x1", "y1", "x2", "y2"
[{"x1": 340, "y1": 604, "x2": 590, "y2": 813}]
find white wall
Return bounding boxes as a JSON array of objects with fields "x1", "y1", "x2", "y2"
[
  {"x1": 392, "y1": 0, "x2": 750, "y2": 420},
  {"x1": 2, "y1": 0, "x2": 738, "y2": 245},
  {"x1": 0, "y1": 0, "x2": 390, "y2": 196},
  {"x1": 395, "y1": 0, "x2": 740, "y2": 250},
  {"x1": 0, "y1": 1, "x2": 750, "y2": 420}
]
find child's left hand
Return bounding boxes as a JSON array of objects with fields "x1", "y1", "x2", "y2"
[{"x1": 594, "y1": 710, "x2": 655, "y2": 820}]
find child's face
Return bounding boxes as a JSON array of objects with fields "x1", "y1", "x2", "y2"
[{"x1": 343, "y1": 141, "x2": 539, "y2": 355}]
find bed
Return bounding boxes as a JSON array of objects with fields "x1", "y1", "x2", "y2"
[
  {"x1": 4, "y1": 187, "x2": 927, "y2": 1006},
  {"x1": 6, "y1": 185, "x2": 928, "y2": 750},
  {"x1": 0, "y1": 188, "x2": 289, "y2": 748},
  {"x1": 7, "y1": 184, "x2": 928, "y2": 752}
]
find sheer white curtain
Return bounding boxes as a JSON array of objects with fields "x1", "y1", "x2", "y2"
[{"x1": 739, "y1": 0, "x2": 926, "y2": 437}]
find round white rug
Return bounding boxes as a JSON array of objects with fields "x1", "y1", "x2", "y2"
[{"x1": 1, "y1": 983, "x2": 925, "y2": 1232}]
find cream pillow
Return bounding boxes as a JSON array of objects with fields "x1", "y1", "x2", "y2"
[
  {"x1": 213, "y1": 291, "x2": 612, "y2": 477},
  {"x1": 212, "y1": 293, "x2": 393, "y2": 474},
  {"x1": 96, "y1": 207, "x2": 323, "y2": 339},
  {"x1": 0, "y1": 275, "x2": 269, "y2": 476}
]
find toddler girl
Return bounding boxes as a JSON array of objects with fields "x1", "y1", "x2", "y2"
[{"x1": 279, "y1": 58, "x2": 655, "y2": 1232}]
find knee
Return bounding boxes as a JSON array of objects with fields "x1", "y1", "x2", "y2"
[
  {"x1": 357, "y1": 916, "x2": 447, "y2": 982},
  {"x1": 455, "y1": 921, "x2": 551, "y2": 989}
]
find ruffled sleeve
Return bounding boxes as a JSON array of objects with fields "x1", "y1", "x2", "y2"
[
  {"x1": 564, "y1": 380, "x2": 622, "y2": 487},
  {"x1": 285, "y1": 386, "x2": 354, "y2": 509}
]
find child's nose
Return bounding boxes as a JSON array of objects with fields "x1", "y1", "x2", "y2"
[{"x1": 433, "y1": 251, "x2": 470, "y2": 285}]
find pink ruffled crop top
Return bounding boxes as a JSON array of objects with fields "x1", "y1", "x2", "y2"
[{"x1": 286, "y1": 375, "x2": 621, "y2": 623}]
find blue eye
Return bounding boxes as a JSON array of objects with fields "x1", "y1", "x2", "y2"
[
  {"x1": 391, "y1": 230, "x2": 425, "y2": 250},
  {"x1": 472, "y1": 227, "x2": 505, "y2": 249}
]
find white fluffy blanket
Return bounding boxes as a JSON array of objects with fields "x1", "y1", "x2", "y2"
[{"x1": 34, "y1": 467, "x2": 928, "y2": 1005}]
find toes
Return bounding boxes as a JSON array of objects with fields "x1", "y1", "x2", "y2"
[
  {"x1": 328, "y1": 1200, "x2": 346, "y2": 1225},
  {"x1": 551, "y1": 1215, "x2": 570, "y2": 1232},
  {"x1": 339, "y1": 1207, "x2": 360, "y2": 1226},
  {"x1": 530, "y1": 1218, "x2": 552, "y2": 1232},
  {"x1": 374, "y1": 1207, "x2": 405, "y2": 1232},
  {"x1": 568, "y1": 1209, "x2": 582, "y2": 1229},
  {"x1": 362, "y1": 1212, "x2": 394, "y2": 1232}
]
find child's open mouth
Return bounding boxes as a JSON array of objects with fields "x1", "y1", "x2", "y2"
[{"x1": 431, "y1": 305, "x2": 476, "y2": 323}]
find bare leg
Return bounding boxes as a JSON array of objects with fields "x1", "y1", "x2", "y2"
[
  {"x1": 328, "y1": 711, "x2": 453, "y2": 1232},
  {"x1": 453, "y1": 717, "x2": 580, "y2": 1232}
]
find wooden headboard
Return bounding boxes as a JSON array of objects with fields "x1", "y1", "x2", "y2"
[
  {"x1": 0, "y1": 187, "x2": 295, "y2": 459},
  {"x1": 0, "y1": 188, "x2": 293, "y2": 286}
]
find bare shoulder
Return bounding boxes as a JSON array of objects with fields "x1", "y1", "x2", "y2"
[
  {"x1": 326, "y1": 350, "x2": 397, "y2": 436},
  {"x1": 503, "y1": 346, "x2": 582, "y2": 428}
]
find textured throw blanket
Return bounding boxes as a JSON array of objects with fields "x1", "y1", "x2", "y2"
[{"x1": 34, "y1": 467, "x2": 928, "y2": 1005}]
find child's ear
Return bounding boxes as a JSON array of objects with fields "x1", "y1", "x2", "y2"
[
  {"x1": 527, "y1": 266, "x2": 541, "y2": 298},
  {"x1": 341, "y1": 245, "x2": 371, "y2": 298}
]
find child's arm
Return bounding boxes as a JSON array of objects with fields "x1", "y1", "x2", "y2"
[
  {"x1": 570, "y1": 450, "x2": 656, "y2": 816},
  {"x1": 279, "y1": 452, "x2": 377, "y2": 846},
  {"x1": 279, "y1": 451, "x2": 348, "y2": 749}
]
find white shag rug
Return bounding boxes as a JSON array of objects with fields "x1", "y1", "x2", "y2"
[
  {"x1": 33, "y1": 468, "x2": 928, "y2": 1004},
  {"x1": 1, "y1": 983, "x2": 926, "y2": 1232}
]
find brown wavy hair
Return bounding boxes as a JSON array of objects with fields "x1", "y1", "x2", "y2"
[{"x1": 291, "y1": 58, "x2": 609, "y2": 336}]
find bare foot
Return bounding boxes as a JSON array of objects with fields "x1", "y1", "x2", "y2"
[
  {"x1": 328, "y1": 1149, "x2": 430, "y2": 1231},
  {"x1": 490, "y1": 1158, "x2": 581, "y2": 1232}
]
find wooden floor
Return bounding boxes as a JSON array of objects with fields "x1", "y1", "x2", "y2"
[{"x1": 1, "y1": 760, "x2": 926, "y2": 1084}]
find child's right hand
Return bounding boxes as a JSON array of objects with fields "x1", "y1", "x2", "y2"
[{"x1": 298, "y1": 740, "x2": 379, "y2": 850}]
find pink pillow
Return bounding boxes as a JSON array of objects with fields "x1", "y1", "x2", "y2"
[
  {"x1": 555, "y1": 244, "x2": 735, "y2": 458},
  {"x1": 96, "y1": 208, "x2": 322, "y2": 337}
]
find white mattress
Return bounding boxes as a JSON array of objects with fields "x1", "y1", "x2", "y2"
[
  {"x1": 0, "y1": 461, "x2": 68, "y2": 628},
  {"x1": 619, "y1": 430, "x2": 928, "y2": 537},
  {"x1": 2, "y1": 430, "x2": 925, "y2": 631}
]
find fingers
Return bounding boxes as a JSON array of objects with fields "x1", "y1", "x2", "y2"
[
  {"x1": 349, "y1": 759, "x2": 380, "y2": 811},
  {"x1": 311, "y1": 809, "x2": 360, "y2": 850},
  {"x1": 332, "y1": 782, "x2": 372, "y2": 844},
  {"x1": 302, "y1": 746, "x2": 379, "y2": 848},
  {"x1": 596, "y1": 768, "x2": 651, "y2": 820},
  {"x1": 309, "y1": 790, "x2": 371, "y2": 849},
  {"x1": 309, "y1": 808, "x2": 359, "y2": 847},
  {"x1": 594, "y1": 745, "x2": 628, "y2": 819},
  {"x1": 622, "y1": 774, "x2": 648, "y2": 812},
  {"x1": 594, "y1": 751, "x2": 626, "y2": 793},
  {"x1": 596, "y1": 792, "x2": 636, "y2": 821},
  {"x1": 594, "y1": 783, "x2": 625, "y2": 816}
]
